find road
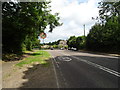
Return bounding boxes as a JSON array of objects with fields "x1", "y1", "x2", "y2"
[{"x1": 47, "y1": 50, "x2": 119, "y2": 88}]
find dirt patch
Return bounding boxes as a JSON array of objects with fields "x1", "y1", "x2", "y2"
[{"x1": 2, "y1": 59, "x2": 57, "y2": 88}]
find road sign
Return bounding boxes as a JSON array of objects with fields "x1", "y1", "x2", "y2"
[{"x1": 40, "y1": 32, "x2": 47, "y2": 39}]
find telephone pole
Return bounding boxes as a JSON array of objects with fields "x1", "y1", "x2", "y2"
[{"x1": 83, "y1": 24, "x2": 85, "y2": 37}]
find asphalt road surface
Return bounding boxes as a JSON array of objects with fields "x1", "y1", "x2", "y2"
[{"x1": 47, "y1": 50, "x2": 119, "y2": 88}]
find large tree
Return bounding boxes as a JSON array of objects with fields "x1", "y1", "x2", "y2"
[
  {"x1": 86, "y1": 1, "x2": 120, "y2": 52},
  {"x1": 98, "y1": 1, "x2": 120, "y2": 23},
  {"x1": 2, "y1": 1, "x2": 61, "y2": 53}
]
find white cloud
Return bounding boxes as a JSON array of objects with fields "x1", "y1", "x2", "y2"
[{"x1": 41, "y1": 0, "x2": 101, "y2": 43}]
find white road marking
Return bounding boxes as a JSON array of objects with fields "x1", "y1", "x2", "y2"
[
  {"x1": 57, "y1": 56, "x2": 72, "y2": 62},
  {"x1": 52, "y1": 56, "x2": 68, "y2": 88},
  {"x1": 51, "y1": 56, "x2": 60, "y2": 88},
  {"x1": 72, "y1": 56, "x2": 120, "y2": 77},
  {"x1": 58, "y1": 52, "x2": 120, "y2": 77}
]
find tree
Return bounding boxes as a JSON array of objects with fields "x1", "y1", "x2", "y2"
[
  {"x1": 2, "y1": 1, "x2": 62, "y2": 54},
  {"x1": 85, "y1": 1, "x2": 120, "y2": 52},
  {"x1": 67, "y1": 36, "x2": 86, "y2": 50},
  {"x1": 67, "y1": 36, "x2": 76, "y2": 49},
  {"x1": 86, "y1": 16, "x2": 120, "y2": 52},
  {"x1": 86, "y1": 24, "x2": 104, "y2": 51},
  {"x1": 76, "y1": 36, "x2": 86, "y2": 49},
  {"x1": 98, "y1": 1, "x2": 120, "y2": 23},
  {"x1": 46, "y1": 39, "x2": 62, "y2": 45}
]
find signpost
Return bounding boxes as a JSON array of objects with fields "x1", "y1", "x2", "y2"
[
  {"x1": 40, "y1": 32, "x2": 47, "y2": 44},
  {"x1": 40, "y1": 32, "x2": 47, "y2": 56}
]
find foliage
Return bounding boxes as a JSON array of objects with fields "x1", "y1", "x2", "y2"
[
  {"x1": 2, "y1": 2, "x2": 61, "y2": 54},
  {"x1": 76, "y1": 36, "x2": 86, "y2": 49},
  {"x1": 64, "y1": 45, "x2": 68, "y2": 49},
  {"x1": 98, "y1": 1, "x2": 120, "y2": 23},
  {"x1": 86, "y1": 17, "x2": 120, "y2": 52},
  {"x1": 67, "y1": 36, "x2": 86, "y2": 50},
  {"x1": 53, "y1": 45, "x2": 58, "y2": 48},
  {"x1": 86, "y1": 1, "x2": 120, "y2": 52},
  {"x1": 46, "y1": 39, "x2": 62, "y2": 45},
  {"x1": 67, "y1": 36, "x2": 76, "y2": 48}
]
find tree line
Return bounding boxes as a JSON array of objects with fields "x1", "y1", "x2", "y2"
[{"x1": 67, "y1": 1, "x2": 120, "y2": 52}]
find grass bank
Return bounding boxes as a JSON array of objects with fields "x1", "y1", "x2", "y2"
[{"x1": 16, "y1": 50, "x2": 51, "y2": 67}]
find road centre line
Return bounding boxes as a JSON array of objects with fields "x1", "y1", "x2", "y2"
[{"x1": 58, "y1": 52, "x2": 120, "y2": 77}]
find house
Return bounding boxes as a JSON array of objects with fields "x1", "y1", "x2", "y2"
[
  {"x1": 58, "y1": 40, "x2": 68, "y2": 49},
  {"x1": 59, "y1": 40, "x2": 67, "y2": 45}
]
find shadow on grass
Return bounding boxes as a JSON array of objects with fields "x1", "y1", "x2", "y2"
[
  {"x1": 23, "y1": 52, "x2": 42, "y2": 56},
  {"x1": 30, "y1": 53, "x2": 42, "y2": 56},
  {"x1": 18, "y1": 58, "x2": 57, "y2": 89}
]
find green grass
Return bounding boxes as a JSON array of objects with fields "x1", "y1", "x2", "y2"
[{"x1": 16, "y1": 50, "x2": 51, "y2": 67}]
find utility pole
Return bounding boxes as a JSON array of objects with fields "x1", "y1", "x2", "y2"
[{"x1": 83, "y1": 24, "x2": 85, "y2": 37}]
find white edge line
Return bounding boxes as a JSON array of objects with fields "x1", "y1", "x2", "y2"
[{"x1": 51, "y1": 56, "x2": 60, "y2": 88}]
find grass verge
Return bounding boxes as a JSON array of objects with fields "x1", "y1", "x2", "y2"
[{"x1": 16, "y1": 50, "x2": 51, "y2": 67}]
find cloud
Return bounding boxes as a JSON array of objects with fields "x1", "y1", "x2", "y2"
[{"x1": 41, "y1": 0, "x2": 101, "y2": 43}]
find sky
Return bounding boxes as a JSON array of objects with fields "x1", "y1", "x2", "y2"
[{"x1": 39, "y1": 0, "x2": 102, "y2": 43}]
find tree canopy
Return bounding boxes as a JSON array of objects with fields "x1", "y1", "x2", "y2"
[
  {"x1": 86, "y1": 1, "x2": 120, "y2": 52},
  {"x1": 2, "y1": 1, "x2": 61, "y2": 54},
  {"x1": 67, "y1": 36, "x2": 85, "y2": 50}
]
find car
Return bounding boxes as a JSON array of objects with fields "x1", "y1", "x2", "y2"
[
  {"x1": 71, "y1": 47, "x2": 77, "y2": 51},
  {"x1": 60, "y1": 48, "x2": 64, "y2": 50},
  {"x1": 68, "y1": 47, "x2": 71, "y2": 50},
  {"x1": 50, "y1": 47, "x2": 54, "y2": 50}
]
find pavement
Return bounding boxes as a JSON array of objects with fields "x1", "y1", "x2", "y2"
[{"x1": 47, "y1": 50, "x2": 119, "y2": 88}]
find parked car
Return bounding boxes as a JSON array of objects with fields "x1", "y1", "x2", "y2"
[
  {"x1": 50, "y1": 47, "x2": 54, "y2": 50},
  {"x1": 60, "y1": 48, "x2": 64, "y2": 50},
  {"x1": 70, "y1": 47, "x2": 77, "y2": 51}
]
